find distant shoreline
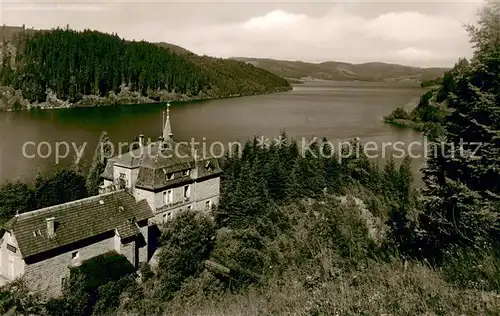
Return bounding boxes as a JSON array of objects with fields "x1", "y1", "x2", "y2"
[
  {"x1": 0, "y1": 86, "x2": 292, "y2": 112},
  {"x1": 383, "y1": 118, "x2": 425, "y2": 132}
]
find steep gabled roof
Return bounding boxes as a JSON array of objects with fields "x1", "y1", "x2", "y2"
[
  {"x1": 3, "y1": 191, "x2": 153, "y2": 259},
  {"x1": 101, "y1": 140, "x2": 194, "y2": 173},
  {"x1": 101, "y1": 141, "x2": 223, "y2": 191}
]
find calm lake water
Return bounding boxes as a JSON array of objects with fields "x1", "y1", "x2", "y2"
[{"x1": 0, "y1": 80, "x2": 426, "y2": 185}]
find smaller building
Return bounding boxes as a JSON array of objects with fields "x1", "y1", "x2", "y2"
[{"x1": 0, "y1": 190, "x2": 153, "y2": 297}]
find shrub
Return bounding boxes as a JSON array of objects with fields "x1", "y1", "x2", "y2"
[{"x1": 384, "y1": 106, "x2": 410, "y2": 121}]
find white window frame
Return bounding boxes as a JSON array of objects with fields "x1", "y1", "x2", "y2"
[
  {"x1": 182, "y1": 169, "x2": 190, "y2": 177},
  {"x1": 163, "y1": 212, "x2": 172, "y2": 223},
  {"x1": 183, "y1": 185, "x2": 190, "y2": 200},
  {"x1": 164, "y1": 190, "x2": 173, "y2": 205},
  {"x1": 205, "y1": 200, "x2": 211, "y2": 211}
]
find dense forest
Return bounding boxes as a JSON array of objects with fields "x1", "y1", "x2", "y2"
[{"x1": 0, "y1": 27, "x2": 290, "y2": 110}]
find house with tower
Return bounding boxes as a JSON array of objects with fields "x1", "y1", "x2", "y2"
[
  {"x1": 100, "y1": 102, "x2": 223, "y2": 224},
  {"x1": 0, "y1": 102, "x2": 222, "y2": 297}
]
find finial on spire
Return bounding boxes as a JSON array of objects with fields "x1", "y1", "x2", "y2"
[{"x1": 163, "y1": 101, "x2": 174, "y2": 141}]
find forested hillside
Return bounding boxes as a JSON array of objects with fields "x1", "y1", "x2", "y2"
[
  {"x1": 0, "y1": 27, "x2": 291, "y2": 110},
  {"x1": 231, "y1": 57, "x2": 448, "y2": 83},
  {"x1": 384, "y1": 58, "x2": 470, "y2": 139},
  {"x1": 2, "y1": 3, "x2": 500, "y2": 315}
]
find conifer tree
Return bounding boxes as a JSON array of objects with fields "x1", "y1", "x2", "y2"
[{"x1": 420, "y1": 1, "x2": 500, "y2": 257}]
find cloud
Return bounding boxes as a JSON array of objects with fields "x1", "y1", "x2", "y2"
[
  {"x1": 396, "y1": 47, "x2": 435, "y2": 61},
  {"x1": 365, "y1": 12, "x2": 464, "y2": 43},
  {"x1": 5, "y1": 2, "x2": 111, "y2": 12},
  {"x1": 242, "y1": 10, "x2": 307, "y2": 29},
  {"x1": 170, "y1": 6, "x2": 475, "y2": 67}
]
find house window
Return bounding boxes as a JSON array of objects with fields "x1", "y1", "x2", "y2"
[
  {"x1": 7, "y1": 244, "x2": 16, "y2": 253},
  {"x1": 187, "y1": 205, "x2": 192, "y2": 211},
  {"x1": 163, "y1": 190, "x2": 173, "y2": 205},
  {"x1": 183, "y1": 185, "x2": 190, "y2": 200},
  {"x1": 71, "y1": 251, "x2": 79, "y2": 260},
  {"x1": 119, "y1": 172, "x2": 126, "y2": 179},
  {"x1": 205, "y1": 200, "x2": 211, "y2": 211},
  {"x1": 182, "y1": 169, "x2": 190, "y2": 177},
  {"x1": 166, "y1": 173, "x2": 174, "y2": 181},
  {"x1": 163, "y1": 212, "x2": 172, "y2": 223}
]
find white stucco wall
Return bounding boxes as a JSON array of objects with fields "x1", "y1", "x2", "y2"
[
  {"x1": 0, "y1": 231, "x2": 25, "y2": 281},
  {"x1": 113, "y1": 166, "x2": 134, "y2": 189},
  {"x1": 194, "y1": 177, "x2": 220, "y2": 201},
  {"x1": 134, "y1": 188, "x2": 156, "y2": 211}
]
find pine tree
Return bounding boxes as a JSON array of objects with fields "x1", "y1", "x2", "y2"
[{"x1": 420, "y1": 2, "x2": 500, "y2": 257}]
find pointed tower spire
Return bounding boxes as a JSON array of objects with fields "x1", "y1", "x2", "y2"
[{"x1": 163, "y1": 101, "x2": 174, "y2": 141}]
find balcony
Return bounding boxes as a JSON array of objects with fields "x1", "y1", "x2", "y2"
[{"x1": 156, "y1": 197, "x2": 191, "y2": 213}]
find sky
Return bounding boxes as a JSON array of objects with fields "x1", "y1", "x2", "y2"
[{"x1": 0, "y1": 0, "x2": 487, "y2": 67}]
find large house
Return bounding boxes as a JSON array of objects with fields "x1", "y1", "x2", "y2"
[
  {"x1": 0, "y1": 103, "x2": 222, "y2": 296},
  {"x1": 0, "y1": 190, "x2": 153, "y2": 297},
  {"x1": 100, "y1": 103, "x2": 223, "y2": 224}
]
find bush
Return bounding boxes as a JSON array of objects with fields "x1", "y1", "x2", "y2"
[
  {"x1": 384, "y1": 106, "x2": 410, "y2": 121},
  {"x1": 157, "y1": 211, "x2": 215, "y2": 299}
]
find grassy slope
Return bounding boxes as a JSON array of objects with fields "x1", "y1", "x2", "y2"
[
  {"x1": 166, "y1": 261, "x2": 499, "y2": 316},
  {"x1": 160, "y1": 197, "x2": 500, "y2": 316}
]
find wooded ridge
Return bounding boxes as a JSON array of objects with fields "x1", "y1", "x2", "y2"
[
  {"x1": 0, "y1": 26, "x2": 291, "y2": 111},
  {"x1": 231, "y1": 57, "x2": 448, "y2": 83}
]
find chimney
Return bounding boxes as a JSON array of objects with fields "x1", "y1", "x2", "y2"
[
  {"x1": 139, "y1": 134, "x2": 144, "y2": 147},
  {"x1": 46, "y1": 217, "x2": 56, "y2": 238},
  {"x1": 159, "y1": 136, "x2": 165, "y2": 148}
]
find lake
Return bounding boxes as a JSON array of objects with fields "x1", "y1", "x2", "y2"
[{"x1": 0, "y1": 80, "x2": 426, "y2": 185}]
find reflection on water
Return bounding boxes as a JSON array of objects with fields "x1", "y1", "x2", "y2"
[{"x1": 0, "y1": 81, "x2": 426, "y2": 186}]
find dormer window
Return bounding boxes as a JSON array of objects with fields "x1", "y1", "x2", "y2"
[
  {"x1": 182, "y1": 169, "x2": 190, "y2": 177},
  {"x1": 166, "y1": 173, "x2": 174, "y2": 181}
]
